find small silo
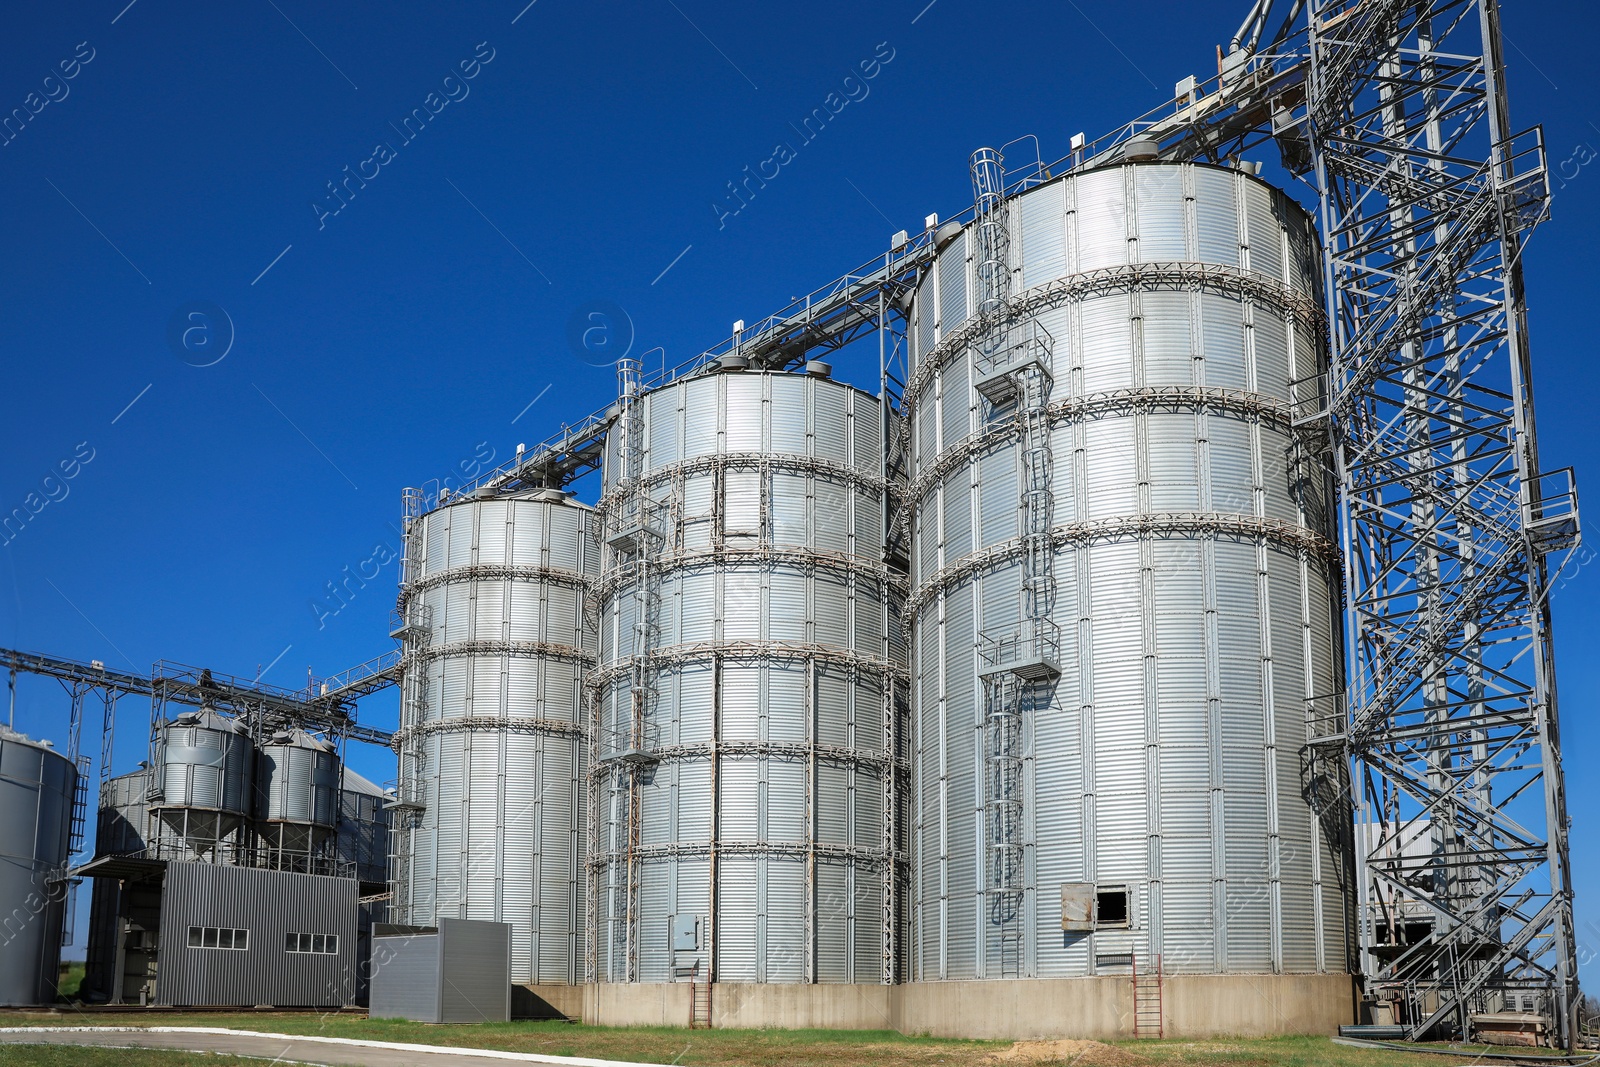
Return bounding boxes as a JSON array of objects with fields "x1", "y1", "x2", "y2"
[
  {"x1": 391, "y1": 485, "x2": 598, "y2": 985},
  {"x1": 152, "y1": 704, "x2": 254, "y2": 860},
  {"x1": 0, "y1": 725, "x2": 78, "y2": 1005},
  {"x1": 255, "y1": 727, "x2": 340, "y2": 869},
  {"x1": 901, "y1": 158, "x2": 1346, "y2": 982},
  {"x1": 95, "y1": 765, "x2": 155, "y2": 857},
  {"x1": 336, "y1": 767, "x2": 389, "y2": 889},
  {"x1": 592, "y1": 363, "x2": 909, "y2": 985}
]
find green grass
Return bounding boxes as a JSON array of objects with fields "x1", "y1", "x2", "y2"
[
  {"x1": 49, "y1": 963, "x2": 84, "y2": 1003},
  {"x1": 0, "y1": 1012, "x2": 1521, "y2": 1066}
]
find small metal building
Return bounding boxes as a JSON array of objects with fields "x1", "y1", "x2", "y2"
[
  {"x1": 369, "y1": 918, "x2": 511, "y2": 1023},
  {"x1": 84, "y1": 763, "x2": 388, "y2": 1006},
  {"x1": 152, "y1": 860, "x2": 357, "y2": 1007}
]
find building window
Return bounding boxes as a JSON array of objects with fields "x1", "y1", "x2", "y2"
[
  {"x1": 286, "y1": 932, "x2": 339, "y2": 955},
  {"x1": 187, "y1": 926, "x2": 249, "y2": 951}
]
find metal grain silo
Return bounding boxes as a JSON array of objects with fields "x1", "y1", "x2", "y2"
[
  {"x1": 902, "y1": 160, "x2": 1345, "y2": 981},
  {"x1": 336, "y1": 767, "x2": 389, "y2": 889},
  {"x1": 0, "y1": 726, "x2": 78, "y2": 1005},
  {"x1": 153, "y1": 705, "x2": 254, "y2": 858},
  {"x1": 591, "y1": 363, "x2": 908, "y2": 986},
  {"x1": 391, "y1": 487, "x2": 597, "y2": 985},
  {"x1": 255, "y1": 728, "x2": 340, "y2": 868},
  {"x1": 95, "y1": 766, "x2": 154, "y2": 856}
]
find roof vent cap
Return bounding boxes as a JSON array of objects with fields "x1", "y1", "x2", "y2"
[{"x1": 1123, "y1": 137, "x2": 1160, "y2": 162}]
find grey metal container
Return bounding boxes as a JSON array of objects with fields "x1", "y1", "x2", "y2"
[
  {"x1": 592, "y1": 369, "x2": 909, "y2": 985},
  {"x1": 337, "y1": 767, "x2": 389, "y2": 889},
  {"x1": 96, "y1": 766, "x2": 154, "y2": 856},
  {"x1": 255, "y1": 728, "x2": 341, "y2": 868},
  {"x1": 392, "y1": 490, "x2": 597, "y2": 985},
  {"x1": 0, "y1": 726, "x2": 78, "y2": 1005},
  {"x1": 154, "y1": 706, "x2": 255, "y2": 850},
  {"x1": 903, "y1": 162, "x2": 1347, "y2": 980}
]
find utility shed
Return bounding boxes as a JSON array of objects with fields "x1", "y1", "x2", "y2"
[
  {"x1": 155, "y1": 860, "x2": 357, "y2": 1007},
  {"x1": 369, "y1": 918, "x2": 510, "y2": 1023}
]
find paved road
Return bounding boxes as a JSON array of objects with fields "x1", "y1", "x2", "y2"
[{"x1": 0, "y1": 1026, "x2": 670, "y2": 1067}]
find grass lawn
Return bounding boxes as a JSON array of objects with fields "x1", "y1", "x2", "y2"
[{"x1": 0, "y1": 1012, "x2": 1523, "y2": 1066}]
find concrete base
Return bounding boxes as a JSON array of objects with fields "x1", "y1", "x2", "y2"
[{"x1": 524, "y1": 973, "x2": 1356, "y2": 1040}]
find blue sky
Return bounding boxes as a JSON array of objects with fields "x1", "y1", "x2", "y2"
[{"x1": 3, "y1": 1, "x2": 1598, "y2": 978}]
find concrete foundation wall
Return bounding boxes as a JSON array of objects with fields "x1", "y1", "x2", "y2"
[{"x1": 525, "y1": 973, "x2": 1356, "y2": 1040}]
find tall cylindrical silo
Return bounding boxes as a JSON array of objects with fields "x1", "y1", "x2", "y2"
[
  {"x1": 902, "y1": 160, "x2": 1346, "y2": 981},
  {"x1": 392, "y1": 487, "x2": 597, "y2": 985},
  {"x1": 255, "y1": 728, "x2": 340, "y2": 870},
  {"x1": 592, "y1": 365, "x2": 909, "y2": 986},
  {"x1": 151, "y1": 705, "x2": 254, "y2": 860},
  {"x1": 0, "y1": 726, "x2": 78, "y2": 1005}
]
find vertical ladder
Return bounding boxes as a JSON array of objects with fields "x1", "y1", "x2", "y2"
[
  {"x1": 1132, "y1": 953, "x2": 1164, "y2": 1038},
  {"x1": 688, "y1": 962, "x2": 712, "y2": 1029},
  {"x1": 389, "y1": 532, "x2": 432, "y2": 924},
  {"x1": 609, "y1": 356, "x2": 664, "y2": 984},
  {"x1": 69, "y1": 755, "x2": 91, "y2": 858},
  {"x1": 970, "y1": 145, "x2": 1060, "y2": 978}
]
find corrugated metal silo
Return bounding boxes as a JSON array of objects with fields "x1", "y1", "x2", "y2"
[
  {"x1": 96, "y1": 766, "x2": 154, "y2": 856},
  {"x1": 592, "y1": 366, "x2": 909, "y2": 985},
  {"x1": 392, "y1": 488, "x2": 597, "y2": 985},
  {"x1": 153, "y1": 705, "x2": 254, "y2": 857},
  {"x1": 255, "y1": 727, "x2": 340, "y2": 867},
  {"x1": 902, "y1": 161, "x2": 1346, "y2": 980},
  {"x1": 0, "y1": 726, "x2": 78, "y2": 1005},
  {"x1": 336, "y1": 767, "x2": 389, "y2": 888}
]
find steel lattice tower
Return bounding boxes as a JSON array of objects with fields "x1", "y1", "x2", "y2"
[{"x1": 1303, "y1": 0, "x2": 1577, "y2": 1042}]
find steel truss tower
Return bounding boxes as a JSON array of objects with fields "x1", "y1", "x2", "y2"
[{"x1": 1301, "y1": 0, "x2": 1576, "y2": 1043}]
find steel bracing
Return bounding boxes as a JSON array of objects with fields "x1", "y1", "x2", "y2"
[{"x1": 1300, "y1": 0, "x2": 1576, "y2": 1042}]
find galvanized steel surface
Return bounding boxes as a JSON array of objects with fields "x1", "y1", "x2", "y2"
[
  {"x1": 156, "y1": 709, "x2": 255, "y2": 822},
  {"x1": 0, "y1": 728, "x2": 77, "y2": 1005},
  {"x1": 592, "y1": 371, "x2": 907, "y2": 985},
  {"x1": 256, "y1": 730, "x2": 340, "y2": 829},
  {"x1": 96, "y1": 767, "x2": 154, "y2": 856},
  {"x1": 393, "y1": 493, "x2": 596, "y2": 985},
  {"x1": 337, "y1": 768, "x2": 389, "y2": 888},
  {"x1": 905, "y1": 163, "x2": 1346, "y2": 980}
]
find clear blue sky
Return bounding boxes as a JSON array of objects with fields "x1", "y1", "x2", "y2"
[{"x1": 3, "y1": 1, "x2": 1597, "y2": 979}]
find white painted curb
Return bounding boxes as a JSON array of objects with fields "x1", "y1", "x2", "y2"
[{"x1": 0, "y1": 1026, "x2": 673, "y2": 1067}]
